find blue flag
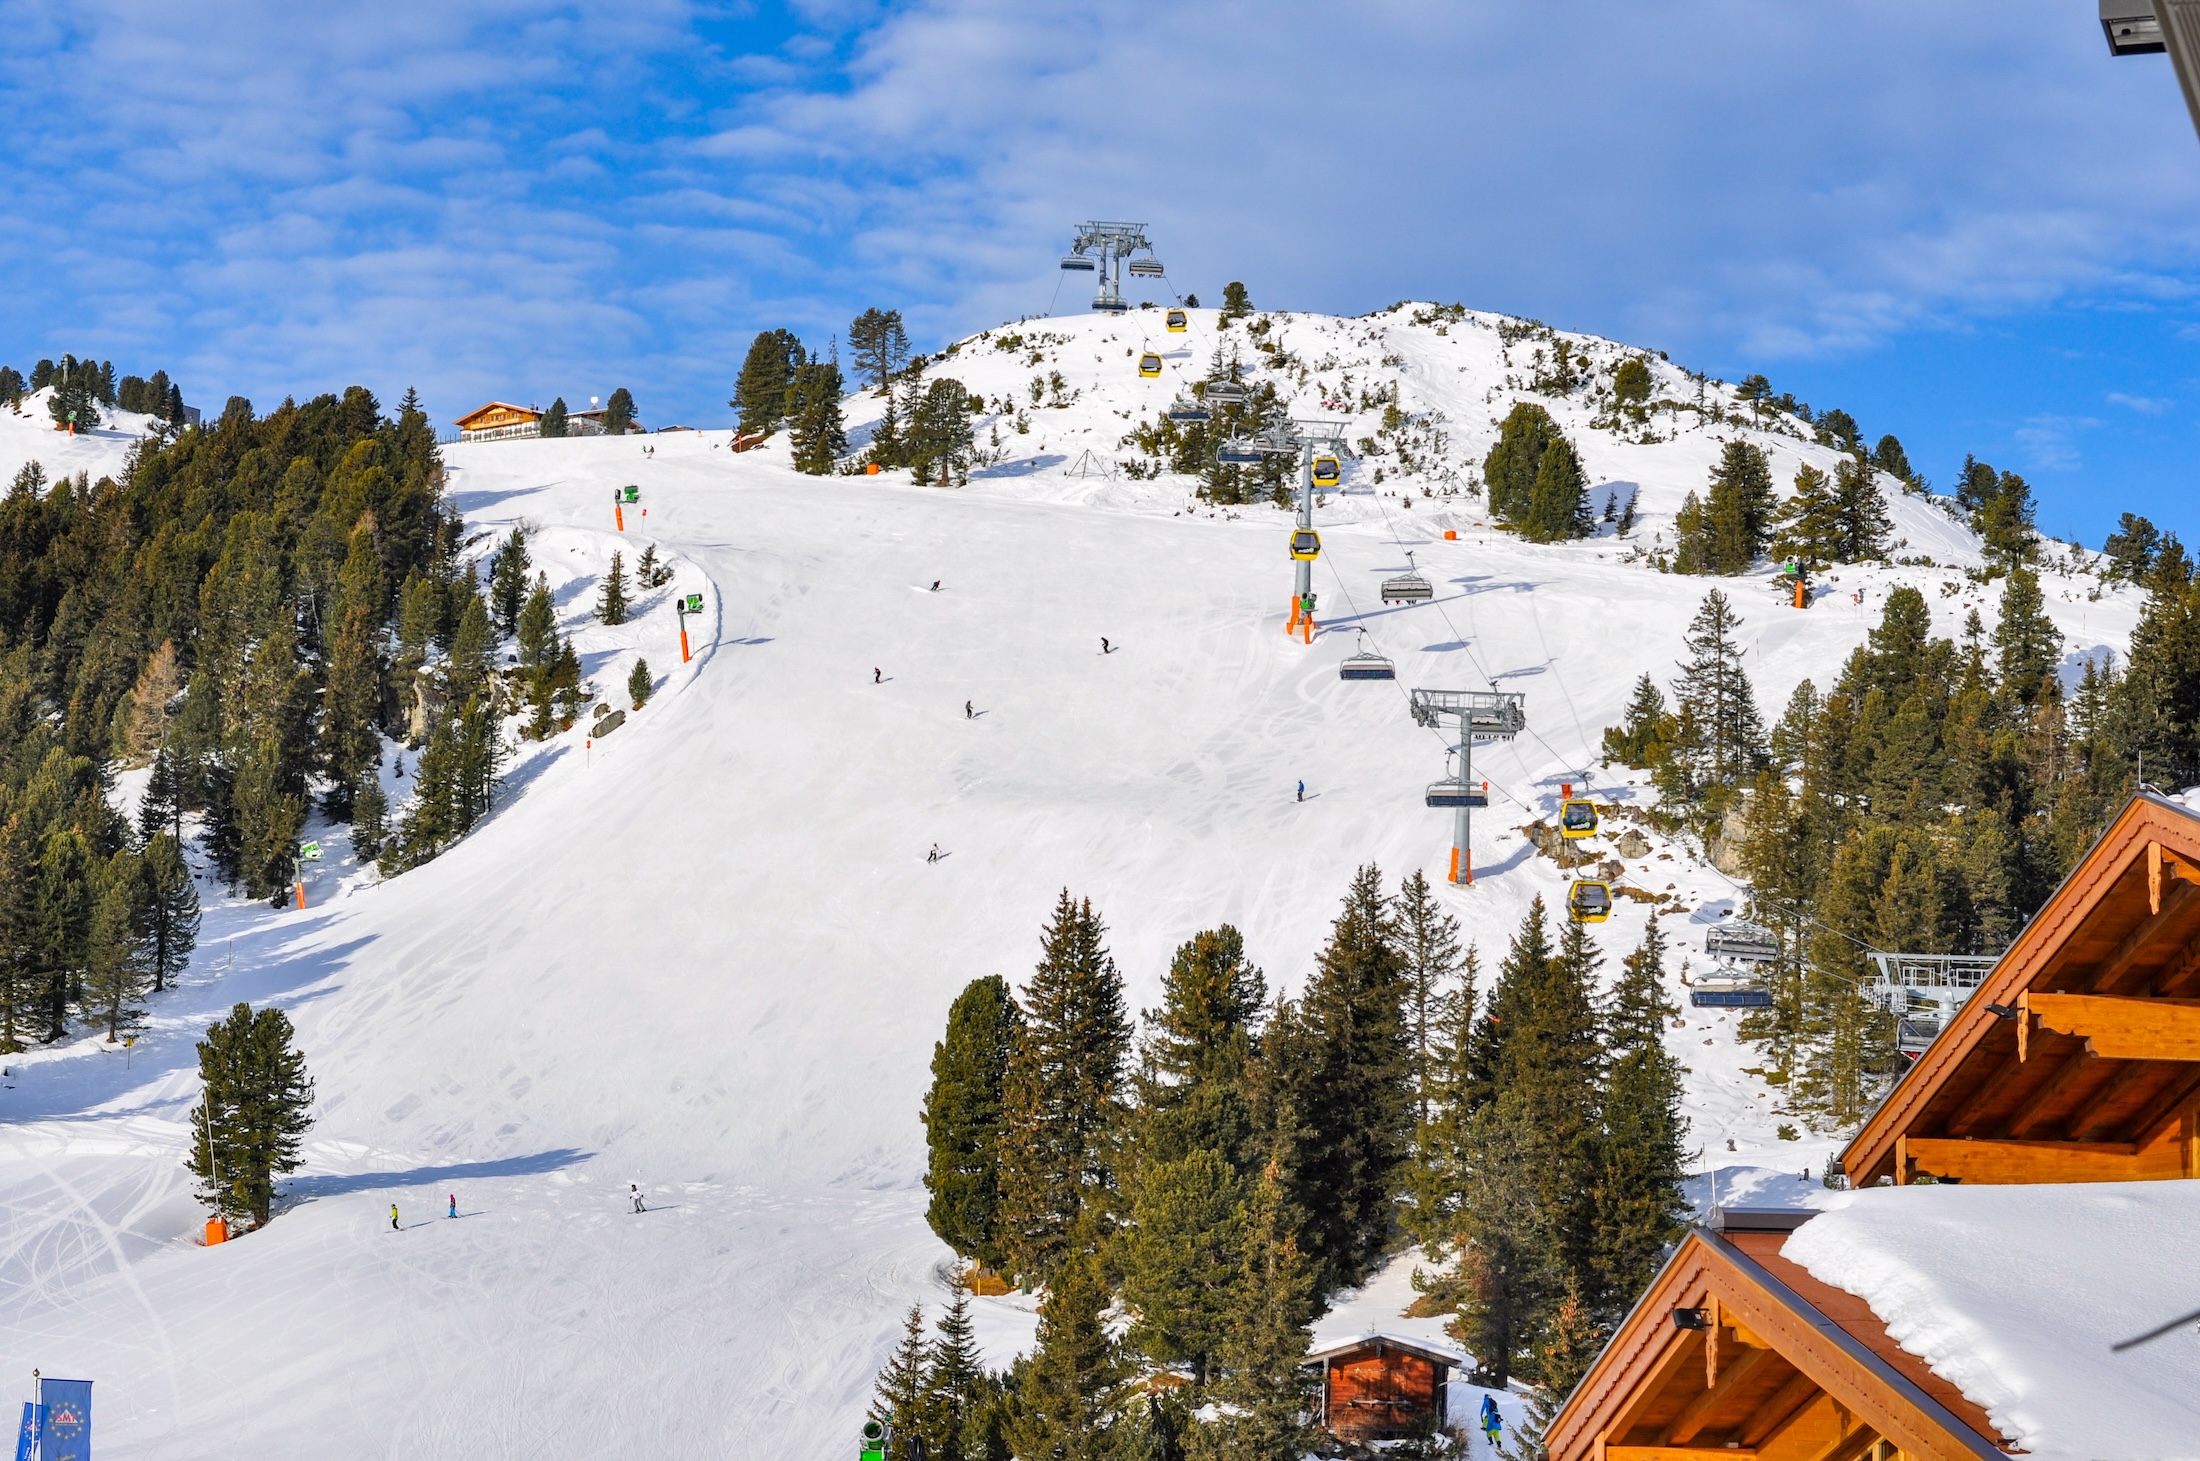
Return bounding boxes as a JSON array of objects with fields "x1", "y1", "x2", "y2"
[
  {"x1": 13, "y1": 1403, "x2": 33, "y2": 1461},
  {"x1": 38, "y1": 1379, "x2": 90, "y2": 1461}
]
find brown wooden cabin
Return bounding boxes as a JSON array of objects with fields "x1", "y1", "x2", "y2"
[
  {"x1": 454, "y1": 402, "x2": 542, "y2": 441},
  {"x1": 1306, "y1": 1335, "x2": 1458, "y2": 1443},
  {"x1": 1842, "y1": 793, "x2": 2200, "y2": 1188},
  {"x1": 1547, "y1": 1209, "x2": 2009, "y2": 1461}
]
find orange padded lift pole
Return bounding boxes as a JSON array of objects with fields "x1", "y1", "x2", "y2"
[
  {"x1": 1794, "y1": 578, "x2": 1805, "y2": 609},
  {"x1": 679, "y1": 625, "x2": 692, "y2": 664},
  {"x1": 615, "y1": 505, "x2": 625, "y2": 532},
  {"x1": 1450, "y1": 847, "x2": 1473, "y2": 885},
  {"x1": 294, "y1": 881, "x2": 306, "y2": 910}
]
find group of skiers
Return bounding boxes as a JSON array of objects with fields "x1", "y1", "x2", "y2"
[{"x1": 388, "y1": 1184, "x2": 647, "y2": 1230}]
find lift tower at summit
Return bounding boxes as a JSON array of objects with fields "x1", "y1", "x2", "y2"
[{"x1": 1061, "y1": 222, "x2": 1162, "y2": 314}]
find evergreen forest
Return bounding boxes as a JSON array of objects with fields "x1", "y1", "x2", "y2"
[{"x1": 895, "y1": 874, "x2": 1689, "y2": 1461}]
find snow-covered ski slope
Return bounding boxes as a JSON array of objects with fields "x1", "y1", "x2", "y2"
[{"x1": 0, "y1": 309, "x2": 2146, "y2": 1457}]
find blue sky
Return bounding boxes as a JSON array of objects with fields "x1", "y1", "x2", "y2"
[{"x1": 2, "y1": 1, "x2": 2197, "y2": 546}]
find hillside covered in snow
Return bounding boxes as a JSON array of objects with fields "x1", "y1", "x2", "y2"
[{"x1": 0, "y1": 307, "x2": 2148, "y2": 1457}]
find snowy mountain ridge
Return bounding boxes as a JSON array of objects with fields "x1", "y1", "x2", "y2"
[{"x1": 0, "y1": 307, "x2": 2146, "y2": 1457}]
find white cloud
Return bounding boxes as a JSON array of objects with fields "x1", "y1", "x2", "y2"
[
  {"x1": 2014, "y1": 414, "x2": 2102, "y2": 471},
  {"x1": 2108, "y1": 391, "x2": 2171, "y2": 413}
]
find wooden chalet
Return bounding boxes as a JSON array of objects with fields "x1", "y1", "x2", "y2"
[
  {"x1": 454, "y1": 402, "x2": 542, "y2": 442},
  {"x1": 1547, "y1": 1210, "x2": 2009, "y2": 1461},
  {"x1": 1842, "y1": 793, "x2": 2200, "y2": 1187},
  {"x1": 1305, "y1": 1334, "x2": 1460, "y2": 1443}
]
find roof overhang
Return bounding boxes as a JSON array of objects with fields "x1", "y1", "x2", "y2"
[{"x1": 1842, "y1": 794, "x2": 2200, "y2": 1186}]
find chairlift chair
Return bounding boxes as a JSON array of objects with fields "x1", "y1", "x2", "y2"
[
  {"x1": 1217, "y1": 439, "x2": 1262, "y2": 465},
  {"x1": 1690, "y1": 973, "x2": 1774, "y2": 1009},
  {"x1": 1060, "y1": 255, "x2": 1097, "y2": 272},
  {"x1": 1094, "y1": 295, "x2": 1130, "y2": 313},
  {"x1": 1568, "y1": 880, "x2": 1614, "y2": 923},
  {"x1": 1311, "y1": 455, "x2": 1342, "y2": 488},
  {"x1": 1166, "y1": 310, "x2": 1188, "y2": 332},
  {"x1": 1339, "y1": 631, "x2": 1394, "y2": 681},
  {"x1": 1380, "y1": 551, "x2": 1434, "y2": 604},
  {"x1": 1559, "y1": 799, "x2": 1598, "y2": 839},
  {"x1": 1203, "y1": 380, "x2": 1250, "y2": 404},
  {"x1": 1289, "y1": 529, "x2": 1322, "y2": 561},
  {"x1": 1426, "y1": 780, "x2": 1489, "y2": 808},
  {"x1": 1166, "y1": 398, "x2": 1211, "y2": 424},
  {"x1": 1127, "y1": 259, "x2": 1167, "y2": 278},
  {"x1": 1138, "y1": 353, "x2": 1163, "y2": 378}
]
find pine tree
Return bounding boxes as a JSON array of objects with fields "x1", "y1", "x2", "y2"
[
  {"x1": 1205, "y1": 1156, "x2": 1317, "y2": 1461},
  {"x1": 1771, "y1": 464, "x2": 1844, "y2": 566},
  {"x1": 599, "y1": 552, "x2": 630, "y2": 626},
  {"x1": 1995, "y1": 566, "x2": 2061, "y2": 706},
  {"x1": 1121, "y1": 1147, "x2": 1244, "y2": 1380},
  {"x1": 1006, "y1": 1239, "x2": 1122, "y2": 1461},
  {"x1": 1592, "y1": 919, "x2": 1688, "y2": 1316},
  {"x1": 604, "y1": 387, "x2": 636, "y2": 435},
  {"x1": 924, "y1": 975, "x2": 1022, "y2": 1271},
  {"x1": 1134, "y1": 925, "x2": 1265, "y2": 1170},
  {"x1": 139, "y1": 744, "x2": 185, "y2": 845},
  {"x1": 490, "y1": 526, "x2": 531, "y2": 635},
  {"x1": 850, "y1": 309, "x2": 912, "y2": 394},
  {"x1": 909, "y1": 379, "x2": 976, "y2": 486},
  {"x1": 1504, "y1": 915, "x2": 1605, "y2": 1309},
  {"x1": 1395, "y1": 870, "x2": 1463, "y2": 1133},
  {"x1": 926, "y1": 1271, "x2": 992, "y2": 1461},
  {"x1": 321, "y1": 522, "x2": 388, "y2": 816},
  {"x1": 872, "y1": 1306, "x2": 933, "y2": 1461},
  {"x1": 789, "y1": 359, "x2": 849, "y2": 474},
  {"x1": 1482, "y1": 403, "x2": 1563, "y2": 526},
  {"x1": 1700, "y1": 440, "x2": 1773, "y2": 574},
  {"x1": 352, "y1": 779, "x2": 388, "y2": 863},
  {"x1": 142, "y1": 831, "x2": 199, "y2": 994},
  {"x1": 1602, "y1": 673, "x2": 1673, "y2": 769},
  {"x1": 733, "y1": 330, "x2": 804, "y2": 436},
  {"x1": 1220, "y1": 282, "x2": 1253, "y2": 321},
  {"x1": 1403, "y1": 943, "x2": 1479, "y2": 1255},
  {"x1": 997, "y1": 893, "x2": 1130, "y2": 1284},
  {"x1": 1279, "y1": 864, "x2": 1409, "y2": 1294},
  {"x1": 186, "y1": 1001, "x2": 315, "y2": 1227},
  {"x1": 116, "y1": 639, "x2": 183, "y2": 767},
  {"x1": 446, "y1": 591, "x2": 494, "y2": 706},
  {"x1": 628, "y1": 658, "x2": 652, "y2": 710},
  {"x1": 1524, "y1": 435, "x2": 1588, "y2": 543},
  {"x1": 83, "y1": 851, "x2": 153, "y2": 1041},
  {"x1": 0, "y1": 816, "x2": 35, "y2": 1052},
  {"x1": 1833, "y1": 455, "x2": 1891, "y2": 562},
  {"x1": 541, "y1": 398, "x2": 569, "y2": 438},
  {"x1": 518, "y1": 574, "x2": 557, "y2": 668},
  {"x1": 1872, "y1": 434, "x2": 1914, "y2": 484},
  {"x1": 1501, "y1": 1280, "x2": 1606, "y2": 1461},
  {"x1": 1670, "y1": 589, "x2": 1766, "y2": 796}
]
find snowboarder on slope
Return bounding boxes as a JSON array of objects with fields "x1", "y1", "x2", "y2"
[
  {"x1": 630, "y1": 1184, "x2": 647, "y2": 1214},
  {"x1": 965, "y1": 700, "x2": 973, "y2": 720},
  {"x1": 927, "y1": 844, "x2": 941, "y2": 864},
  {"x1": 1297, "y1": 780, "x2": 1305, "y2": 802},
  {"x1": 448, "y1": 1193, "x2": 458, "y2": 1218},
  {"x1": 391, "y1": 1204, "x2": 400, "y2": 1231},
  {"x1": 874, "y1": 667, "x2": 882, "y2": 684},
  {"x1": 931, "y1": 580, "x2": 941, "y2": 591},
  {"x1": 1101, "y1": 637, "x2": 1112, "y2": 655}
]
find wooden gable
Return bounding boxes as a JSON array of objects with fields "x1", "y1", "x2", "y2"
[
  {"x1": 1842, "y1": 794, "x2": 2200, "y2": 1187},
  {"x1": 454, "y1": 402, "x2": 539, "y2": 431},
  {"x1": 1547, "y1": 1218, "x2": 2006, "y2": 1461},
  {"x1": 1306, "y1": 1336, "x2": 1456, "y2": 1443}
]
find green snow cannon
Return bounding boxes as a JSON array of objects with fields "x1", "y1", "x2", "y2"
[{"x1": 862, "y1": 1420, "x2": 889, "y2": 1461}]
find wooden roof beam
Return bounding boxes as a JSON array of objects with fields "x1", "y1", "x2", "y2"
[
  {"x1": 2080, "y1": 874, "x2": 2197, "y2": 997},
  {"x1": 2002, "y1": 1048, "x2": 2097, "y2": 1138},
  {"x1": 2022, "y1": 992, "x2": 2200, "y2": 1062},
  {"x1": 1740, "y1": 1369, "x2": 1824, "y2": 1448},
  {"x1": 2066, "y1": 1057, "x2": 2165, "y2": 1143},
  {"x1": 1610, "y1": 1329, "x2": 1708, "y2": 1442},
  {"x1": 1899, "y1": 1134, "x2": 2168, "y2": 1184},
  {"x1": 1666, "y1": 1346, "x2": 1776, "y2": 1445},
  {"x1": 1610, "y1": 1449, "x2": 1756, "y2": 1461},
  {"x1": 2109, "y1": 1062, "x2": 2200, "y2": 1146}
]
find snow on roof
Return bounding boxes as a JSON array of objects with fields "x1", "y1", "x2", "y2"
[
  {"x1": 1780, "y1": 1181, "x2": 2200, "y2": 1459},
  {"x1": 1304, "y1": 1332, "x2": 1469, "y2": 1367}
]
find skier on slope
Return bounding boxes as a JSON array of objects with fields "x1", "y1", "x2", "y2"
[
  {"x1": 630, "y1": 1183, "x2": 647, "y2": 1214},
  {"x1": 874, "y1": 667, "x2": 882, "y2": 684},
  {"x1": 1297, "y1": 780, "x2": 1305, "y2": 803},
  {"x1": 448, "y1": 1193, "x2": 458, "y2": 1219},
  {"x1": 927, "y1": 844, "x2": 941, "y2": 864},
  {"x1": 1101, "y1": 637, "x2": 1112, "y2": 655},
  {"x1": 391, "y1": 1204, "x2": 400, "y2": 1232},
  {"x1": 965, "y1": 700, "x2": 973, "y2": 719}
]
